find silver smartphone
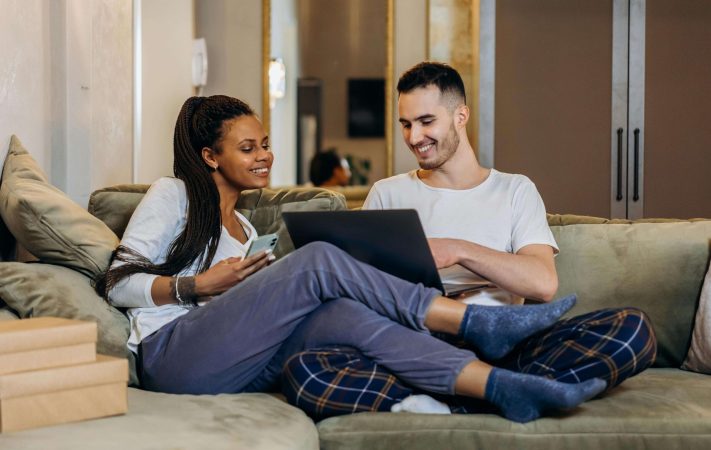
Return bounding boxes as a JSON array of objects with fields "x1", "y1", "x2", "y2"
[{"x1": 246, "y1": 233, "x2": 279, "y2": 257}]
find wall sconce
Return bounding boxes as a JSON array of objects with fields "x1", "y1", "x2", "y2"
[{"x1": 269, "y1": 58, "x2": 286, "y2": 109}]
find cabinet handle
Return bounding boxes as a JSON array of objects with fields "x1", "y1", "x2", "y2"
[
  {"x1": 616, "y1": 128, "x2": 624, "y2": 201},
  {"x1": 633, "y1": 128, "x2": 640, "y2": 202}
]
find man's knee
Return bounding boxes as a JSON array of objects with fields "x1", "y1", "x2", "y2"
[
  {"x1": 621, "y1": 307, "x2": 657, "y2": 367},
  {"x1": 595, "y1": 307, "x2": 657, "y2": 373}
]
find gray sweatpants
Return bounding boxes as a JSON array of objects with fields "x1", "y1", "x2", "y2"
[{"x1": 139, "y1": 242, "x2": 477, "y2": 395}]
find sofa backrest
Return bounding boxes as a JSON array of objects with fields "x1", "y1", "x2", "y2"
[
  {"x1": 88, "y1": 187, "x2": 709, "y2": 368},
  {"x1": 88, "y1": 183, "x2": 347, "y2": 259},
  {"x1": 549, "y1": 214, "x2": 711, "y2": 368}
]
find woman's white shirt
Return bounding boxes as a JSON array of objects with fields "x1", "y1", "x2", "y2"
[{"x1": 107, "y1": 177, "x2": 257, "y2": 352}]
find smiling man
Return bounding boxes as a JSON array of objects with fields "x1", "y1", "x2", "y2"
[
  {"x1": 369, "y1": 62, "x2": 559, "y2": 306},
  {"x1": 281, "y1": 62, "x2": 657, "y2": 419}
]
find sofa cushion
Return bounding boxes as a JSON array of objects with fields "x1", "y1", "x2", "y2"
[
  {"x1": 0, "y1": 262, "x2": 137, "y2": 385},
  {"x1": 236, "y1": 187, "x2": 347, "y2": 257},
  {"x1": 550, "y1": 220, "x2": 711, "y2": 367},
  {"x1": 317, "y1": 368, "x2": 711, "y2": 450},
  {"x1": 87, "y1": 184, "x2": 151, "y2": 239},
  {"x1": 0, "y1": 305, "x2": 18, "y2": 321},
  {"x1": 89, "y1": 184, "x2": 347, "y2": 258},
  {"x1": 0, "y1": 136, "x2": 119, "y2": 277},
  {"x1": 682, "y1": 259, "x2": 711, "y2": 373},
  {"x1": 0, "y1": 389, "x2": 318, "y2": 450}
]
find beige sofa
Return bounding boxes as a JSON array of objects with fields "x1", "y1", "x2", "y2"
[{"x1": 2, "y1": 136, "x2": 711, "y2": 449}]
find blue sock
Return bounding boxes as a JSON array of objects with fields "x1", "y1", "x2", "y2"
[
  {"x1": 459, "y1": 294, "x2": 577, "y2": 360},
  {"x1": 485, "y1": 368, "x2": 607, "y2": 423}
]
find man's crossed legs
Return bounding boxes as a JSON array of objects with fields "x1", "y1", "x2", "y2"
[{"x1": 281, "y1": 305, "x2": 657, "y2": 420}]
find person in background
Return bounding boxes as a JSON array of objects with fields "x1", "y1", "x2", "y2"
[{"x1": 309, "y1": 148, "x2": 351, "y2": 187}]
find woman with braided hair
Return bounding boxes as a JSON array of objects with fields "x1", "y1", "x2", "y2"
[{"x1": 95, "y1": 95, "x2": 608, "y2": 423}]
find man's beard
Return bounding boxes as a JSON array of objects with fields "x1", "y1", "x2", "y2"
[{"x1": 418, "y1": 123, "x2": 460, "y2": 170}]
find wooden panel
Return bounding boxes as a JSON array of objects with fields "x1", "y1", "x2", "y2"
[
  {"x1": 644, "y1": 0, "x2": 711, "y2": 219},
  {"x1": 429, "y1": 0, "x2": 477, "y2": 149},
  {"x1": 495, "y1": 0, "x2": 613, "y2": 217}
]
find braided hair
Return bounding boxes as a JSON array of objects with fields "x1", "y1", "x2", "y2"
[{"x1": 95, "y1": 95, "x2": 255, "y2": 299}]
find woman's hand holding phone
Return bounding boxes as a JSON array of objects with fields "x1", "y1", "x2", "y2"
[
  {"x1": 193, "y1": 234, "x2": 278, "y2": 297},
  {"x1": 195, "y1": 251, "x2": 271, "y2": 297}
]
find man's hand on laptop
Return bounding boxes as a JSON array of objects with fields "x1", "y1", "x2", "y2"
[{"x1": 427, "y1": 238, "x2": 464, "y2": 269}]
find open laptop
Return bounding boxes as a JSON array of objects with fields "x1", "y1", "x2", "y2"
[{"x1": 281, "y1": 209, "x2": 492, "y2": 297}]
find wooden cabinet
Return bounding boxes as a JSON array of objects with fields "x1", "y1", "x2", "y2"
[{"x1": 492, "y1": 0, "x2": 711, "y2": 219}]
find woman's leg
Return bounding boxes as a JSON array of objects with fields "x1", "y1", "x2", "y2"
[
  {"x1": 139, "y1": 240, "x2": 584, "y2": 402},
  {"x1": 270, "y1": 241, "x2": 580, "y2": 361},
  {"x1": 249, "y1": 298, "x2": 478, "y2": 395},
  {"x1": 139, "y1": 241, "x2": 442, "y2": 394},
  {"x1": 268, "y1": 299, "x2": 605, "y2": 423}
]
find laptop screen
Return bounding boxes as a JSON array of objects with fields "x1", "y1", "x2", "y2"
[{"x1": 282, "y1": 209, "x2": 444, "y2": 291}]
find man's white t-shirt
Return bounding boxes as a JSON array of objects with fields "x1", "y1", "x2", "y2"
[
  {"x1": 107, "y1": 177, "x2": 257, "y2": 352},
  {"x1": 363, "y1": 169, "x2": 558, "y2": 305}
]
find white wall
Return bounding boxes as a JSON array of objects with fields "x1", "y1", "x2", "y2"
[
  {"x1": 196, "y1": 0, "x2": 263, "y2": 117},
  {"x1": 0, "y1": 0, "x2": 51, "y2": 175},
  {"x1": 137, "y1": 0, "x2": 194, "y2": 184},
  {"x1": 269, "y1": 0, "x2": 299, "y2": 186},
  {"x1": 0, "y1": 0, "x2": 133, "y2": 207},
  {"x1": 90, "y1": 0, "x2": 134, "y2": 192},
  {"x1": 393, "y1": 0, "x2": 428, "y2": 175}
]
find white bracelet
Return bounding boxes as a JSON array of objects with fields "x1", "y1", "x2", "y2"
[
  {"x1": 175, "y1": 274, "x2": 197, "y2": 309},
  {"x1": 175, "y1": 275, "x2": 185, "y2": 306}
]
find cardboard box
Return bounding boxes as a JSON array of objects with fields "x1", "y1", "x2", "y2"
[
  {"x1": 0, "y1": 317, "x2": 97, "y2": 353},
  {"x1": 0, "y1": 355, "x2": 128, "y2": 433},
  {"x1": 0, "y1": 318, "x2": 98, "y2": 375},
  {"x1": 0, "y1": 342, "x2": 96, "y2": 375}
]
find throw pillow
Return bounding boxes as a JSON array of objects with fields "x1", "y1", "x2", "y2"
[
  {"x1": 0, "y1": 137, "x2": 15, "y2": 260},
  {"x1": 0, "y1": 261, "x2": 137, "y2": 385},
  {"x1": 682, "y1": 260, "x2": 711, "y2": 373},
  {"x1": 0, "y1": 305, "x2": 19, "y2": 321},
  {"x1": 0, "y1": 135, "x2": 119, "y2": 278}
]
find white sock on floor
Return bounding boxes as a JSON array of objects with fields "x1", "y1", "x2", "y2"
[{"x1": 390, "y1": 395, "x2": 451, "y2": 414}]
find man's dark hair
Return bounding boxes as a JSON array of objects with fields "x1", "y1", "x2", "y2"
[
  {"x1": 397, "y1": 62, "x2": 466, "y2": 106},
  {"x1": 309, "y1": 149, "x2": 342, "y2": 186}
]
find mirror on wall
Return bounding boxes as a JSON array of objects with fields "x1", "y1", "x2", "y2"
[
  {"x1": 266, "y1": 0, "x2": 393, "y2": 187},
  {"x1": 138, "y1": 0, "x2": 394, "y2": 188}
]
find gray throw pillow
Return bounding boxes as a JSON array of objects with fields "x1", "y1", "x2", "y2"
[
  {"x1": 0, "y1": 262, "x2": 137, "y2": 385},
  {"x1": 0, "y1": 136, "x2": 119, "y2": 277},
  {"x1": 682, "y1": 260, "x2": 711, "y2": 374}
]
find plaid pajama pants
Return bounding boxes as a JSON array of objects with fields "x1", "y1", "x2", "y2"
[{"x1": 281, "y1": 307, "x2": 657, "y2": 419}]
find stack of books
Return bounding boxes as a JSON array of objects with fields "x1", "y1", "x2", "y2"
[{"x1": 0, "y1": 317, "x2": 128, "y2": 433}]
